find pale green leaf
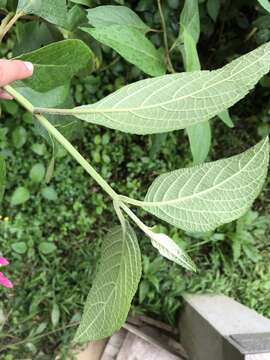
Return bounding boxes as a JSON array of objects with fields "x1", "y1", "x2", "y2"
[
  {"x1": 146, "y1": 229, "x2": 196, "y2": 271},
  {"x1": 0, "y1": 156, "x2": 6, "y2": 202},
  {"x1": 10, "y1": 186, "x2": 30, "y2": 206},
  {"x1": 67, "y1": 42, "x2": 270, "y2": 134},
  {"x1": 87, "y1": 6, "x2": 150, "y2": 33},
  {"x1": 257, "y1": 0, "x2": 270, "y2": 13},
  {"x1": 187, "y1": 122, "x2": 211, "y2": 165},
  {"x1": 51, "y1": 303, "x2": 60, "y2": 327},
  {"x1": 16, "y1": 40, "x2": 94, "y2": 92},
  {"x1": 181, "y1": 30, "x2": 201, "y2": 72},
  {"x1": 15, "y1": 85, "x2": 69, "y2": 108},
  {"x1": 75, "y1": 223, "x2": 141, "y2": 343},
  {"x1": 218, "y1": 109, "x2": 234, "y2": 128},
  {"x1": 12, "y1": 126, "x2": 27, "y2": 149},
  {"x1": 41, "y1": 187, "x2": 58, "y2": 201},
  {"x1": 39, "y1": 242, "x2": 57, "y2": 254},
  {"x1": 81, "y1": 25, "x2": 165, "y2": 77},
  {"x1": 179, "y1": 0, "x2": 200, "y2": 44},
  {"x1": 17, "y1": 0, "x2": 68, "y2": 26},
  {"x1": 11, "y1": 242, "x2": 27, "y2": 254},
  {"x1": 30, "y1": 163, "x2": 45, "y2": 183},
  {"x1": 143, "y1": 138, "x2": 269, "y2": 232}
]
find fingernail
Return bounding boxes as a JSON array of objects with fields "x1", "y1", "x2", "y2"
[{"x1": 23, "y1": 61, "x2": 34, "y2": 74}]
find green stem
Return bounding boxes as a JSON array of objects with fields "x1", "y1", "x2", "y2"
[
  {"x1": 157, "y1": 0, "x2": 175, "y2": 73},
  {"x1": 120, "y1": 203, "x2": 150, "y2": 235},
  {"x1": 0, "y1": 12, "x2": 23, "y2": 42},
  {"x1": 4, "y1": 85, "x2": 119, "y2": 201}
]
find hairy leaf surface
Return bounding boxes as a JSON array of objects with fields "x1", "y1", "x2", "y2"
[
  {"x1": 81, "y1": 25, "x2": 165, "y2": 77},
  {"x1": 87, "y1": 6, "x2": 150, "y2": 33},
  {"x1": 16, "y1": 40, "x2": 93, "y2": 92},
  {"x1": 75, "y1": 223, "x2": 141, "y2": 343},
  {"x1": 147, "y1": 230, "x2": 196, "y2": 271},
  {"x1": 70, "y1": 42, "x2": 270, "y2": 134},
  {"x1": 17, "y1": 0, "x2": 67, "y2": 26},
  {"x1": 143, "y1": 138, "x2": 269, "y2": 232}
]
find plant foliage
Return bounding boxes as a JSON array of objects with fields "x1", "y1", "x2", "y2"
[{"x1": 0, "y1": 0, "x2": 269, "y2": 347}]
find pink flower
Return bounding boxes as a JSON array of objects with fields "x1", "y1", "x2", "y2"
[{"x1": 0, "y1": 256, "x2": 13, "y2": 289}]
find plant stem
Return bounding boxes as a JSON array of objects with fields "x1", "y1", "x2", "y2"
[
  {"x1": 4, "y1": 85, "x2": 119, "y2": 201},
  {"x1": 157, "y1": 0, "x2": 175, "y2": 73},
  {"x1": 120, "y1": 203, "x2": 150, "y2": 235},
  {"x1": 0, "y1": 12, "x2": 23, "y2": 42},
  {"x1": 0, "y1": 12, "x2": 13, "y2": 36}
]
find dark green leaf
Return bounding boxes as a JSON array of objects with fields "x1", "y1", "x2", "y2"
[
  {"x1": 87, "y1": 6, "x2": 150, "y2": 33},
  {"x1": 207, "y1": 0, "x2": 221, "y2": 22},
  {"x1": 81, "y1": 26, "x2": 166, "y2": 77},
  {"x1": 13, "y1": 21, "x2": 63, "y2": 56},
  {"x1": 16, "y1": 40, "x2": 94, "y2": 92}
]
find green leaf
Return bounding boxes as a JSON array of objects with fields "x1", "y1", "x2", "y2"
[
  {"x1": 143, "y1": 138, "x2": 269, "y2": 232},
  {"x1": 66, "y1": 5, "x2": 88, "y2": 32},
  {"x1": 257, "y1": 0, "x2": 270, "y2": 14},
  {"x1": 41, "y1": 187, "x2": 58, "y2": 201},
  {"x1": 0, "y1": 156, "x2": 6, "y2": 202},
  {"x1": 218, "y1": 109, "x2": 234, "y2": 128},
  {"x1": 16, "y1": 85, "x2": 69, "y2": 108},
  {"x1": 74, "y1": 223, "x2": 141, "y2": 343},
  {"x1": 70, "y1": 0, "x2": 92, "y2": 5},
  {"x1": 207, "y1": 0, "x2": 221, "y2": 22},
  {"x1": 0, "y1": 0, "x2": 6, "y2": 9},
  {"x1": 31, "y1": 143, "x2": 47, "y2": 156},
  {"x1": 179, "y1": 0, "x2": 200, "y2": 44},
  {"x1": 187, "y1": 122, "x2": 211, "y2": 165},
  {"x1": 39, "y1": 242, "x2": 57, "y2": 254},
  {"x1": 13, "y1": 21, "x2": 63, "y2": 56},
  {"x1": 180, "y1": 30, "x2": 201, "y2": 71},
  {"x1": 51, "y1": 303, "x2": 60, "y2": 327},
  {"x1": 145, "y1": 229, "x2": 196, "y2": 271},
  {"x1": 16, "y1": 40, "x2": 94, "y2": 92},
  {"x1": 86, "y1": 6, "x2": 150, "y2": 33},
  {"x1": 16, "y1": 0, "x2": 68, "y2": 27},
  {"x1": 179, "y1": 1, "x2": 211, "y2": 164},
  {"x1": 30, "y1": 163, "x2": 45, "y2": 183},
  {"x1": 10, "y1": 186, "x2": 30, "y2": 206},
  {"x1": 11, "y1": 242, "x2": 27, "y2": 254},
  {"x1": 81, "y1": 26, "x2": 165, "y2": 77},
  {"x1": 69, "y1": 42, "x2": 270, "y2": 134},
  {"x1": 12, "y1": 126, "x2": 27, "y2": 149}
]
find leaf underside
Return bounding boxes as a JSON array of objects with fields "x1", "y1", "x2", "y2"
[
  {"x1": 143, "y1": 138, "x2": 269, "y2": 232},
  {"x1": 74, "y1": 223, "x2": 141, "y2": 343},
  {"x1": 71, "y1": 42, "x2": 270, "y2": 134}
]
